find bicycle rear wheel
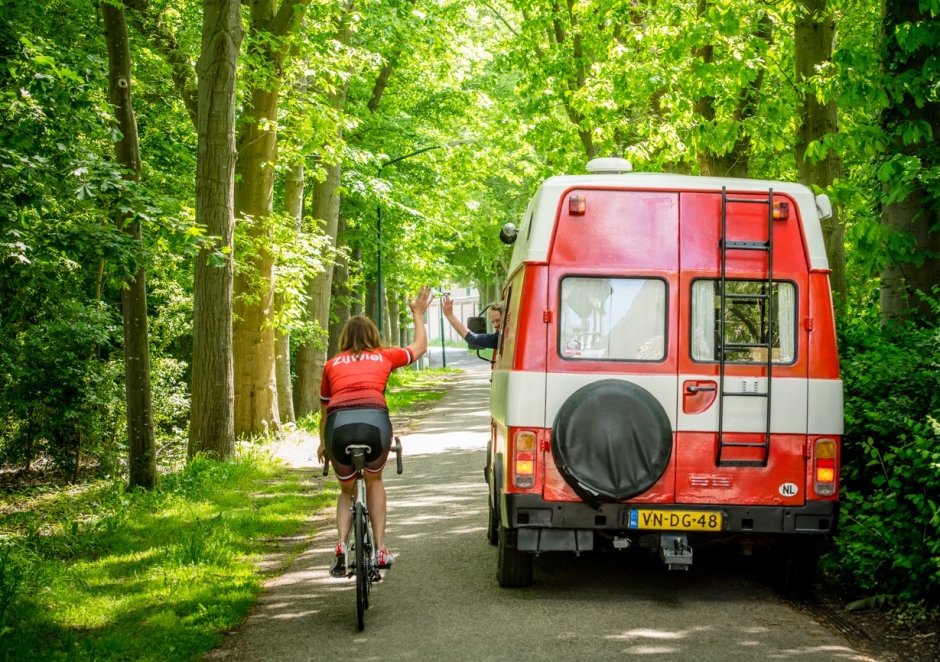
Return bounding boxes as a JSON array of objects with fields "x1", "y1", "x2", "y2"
[{"x1": 354, "y1": 502, "x2": 367, "y2": 630}]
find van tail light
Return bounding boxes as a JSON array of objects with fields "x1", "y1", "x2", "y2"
[
  {"x1": 814, "y1": 438, "x2": 836, "y2": 496},
  {"x1": 513, "y1": 430, "x2": 537, "y2": 488},
  {"x1": 773, "y1": 200, "x2": 790, "y2": 220}
]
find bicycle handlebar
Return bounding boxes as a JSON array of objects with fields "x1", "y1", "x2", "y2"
[
  {"x1": 322, "y1": 460, "x2": 330, "y2": 476},
  {"x1": 392, "y1": 437, "x2": 403, "y2": 475}
]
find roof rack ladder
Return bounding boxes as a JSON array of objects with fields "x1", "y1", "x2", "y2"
[{"x1": 716, "y1": 187, "x2": 775, "y2": 468}]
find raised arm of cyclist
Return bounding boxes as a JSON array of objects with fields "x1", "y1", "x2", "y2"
[
  {"x1": 406, "y1": 289, "x2": 431, "y2": 359},
  {"x1": 317, "y1": 286, "x2": 433, "y2": 577}
]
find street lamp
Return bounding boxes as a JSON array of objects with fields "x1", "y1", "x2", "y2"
[
  {"x1": 438, "y1": 287, "x2": 448, "y2": 368},
  {"x1": 375, "y1": 139, "x2": 475, "y2": 336}
]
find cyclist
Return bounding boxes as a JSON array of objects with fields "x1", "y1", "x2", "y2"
[
  {"x1": 317, "y1": 286, "x2": 433, "y2": 578},
  {"x1": 442, "y1": 295, "x2": 502, "y2": 349}
]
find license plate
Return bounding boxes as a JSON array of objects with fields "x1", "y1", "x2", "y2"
[{"x1": 627, "y1": 509, "x2": 723, "y2": 531}]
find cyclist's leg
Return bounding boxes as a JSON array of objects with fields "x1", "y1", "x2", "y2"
[
  {"x1": 336, "y1": 475, "x2": 356, "y2": 542},
  {"x1": 325, "y1": 411, "x2": 359, "y2": 549},
  {"x1": 364, "y1": 468, "x2": 387, "y2": 550}
]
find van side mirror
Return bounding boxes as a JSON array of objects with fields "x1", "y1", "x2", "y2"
[
  {"x1": 466, "y1": 315, "x2": 492, "y2": 355},
  {"x1": 815, "y1": 193, "x2": 833, "y2": 220},
  {"x1": 467, "y1": 316, "x2": 487, "y2": 334},
  {"x1": 499, "y1": 223, "x2": 518, "y2": 245}
]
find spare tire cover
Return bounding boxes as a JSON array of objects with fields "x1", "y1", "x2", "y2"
[{"x1": 551, "y1": 379, "x2": 672, "y2": 507}]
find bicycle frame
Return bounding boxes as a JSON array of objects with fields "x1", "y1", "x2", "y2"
[
  {"x1": 343, "y1": 445, "x2": 378, "y2": 583},
  {"x1": 322, "y1": 436, "x2": 403, "y2": 631}
]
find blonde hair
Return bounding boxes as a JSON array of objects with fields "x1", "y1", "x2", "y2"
[
  {"x1": 339, "y1": 316, "x2": 382, "y2": 356},
  {"x1": 489, "y1": 302, "x2": 503, "y2": 313}
]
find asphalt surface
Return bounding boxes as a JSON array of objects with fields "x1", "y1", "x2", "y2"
[{"x1": 208, "y1": 352, "x2": 876, "y2": 662}]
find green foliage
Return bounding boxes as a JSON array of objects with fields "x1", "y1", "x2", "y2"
[
  {"x1": 0, "y1": 453, "x2": 332, "y2": 661},
  {"x1": 831, "y1": 306, "x2": 940, "y2": 600}
]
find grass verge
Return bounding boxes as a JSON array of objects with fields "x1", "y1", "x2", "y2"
[
  {"x1": 0, "y1": 454, "x2": 335, "y2": 661},
  {"x1": 0, "y1": 368, "x2": 458, "y2": 661}
]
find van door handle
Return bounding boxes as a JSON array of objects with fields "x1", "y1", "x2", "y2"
[{"x1": 686, "y1": 385, "x2": 717, "y2": 393}]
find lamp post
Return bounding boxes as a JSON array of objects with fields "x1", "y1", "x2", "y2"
[
  {"x1": 438, "y1": 287, "x2": 448, "y2": 368},
  {"x1": 375, "y1": 139, "x2": 474, "y2": 337}
]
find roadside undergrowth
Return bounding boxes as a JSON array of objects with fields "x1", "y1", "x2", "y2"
[
  {"x1": 0, "y1": 453, "x2": 334, "y2": 661},
  {"x1": 0, "y1": 367, "x2": 458, "y2": 661}
]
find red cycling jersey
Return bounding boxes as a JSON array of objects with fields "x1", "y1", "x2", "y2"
[{"x1": 320, "y1": 347, "x2": 414, "y2": 415}]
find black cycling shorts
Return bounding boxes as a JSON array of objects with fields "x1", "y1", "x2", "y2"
[{"x1": 325, "y1": 408, "x2": 393, "y2": 481}]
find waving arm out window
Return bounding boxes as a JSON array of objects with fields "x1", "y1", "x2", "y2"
[
  {"x1": 690, "y1": 280, "x2": 796, "y2": 363},
  {"x1": 559, "y1": 277, "x2": 666, "y2": 361}
]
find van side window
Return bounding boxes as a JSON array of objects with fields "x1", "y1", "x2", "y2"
[
  {"x1": 496, "y1": 287, "x2": 511, "y2": 359},
  {"x1": 558, "y1": 277, "x2": 667, "y2": 361},
  {"x1": 690, "y1": 279, "x2": 797, "y2": 363}
]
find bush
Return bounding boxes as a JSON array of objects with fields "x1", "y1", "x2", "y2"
[{"x1": 832, "y1": 310, "x2": 940, "y2": 600}]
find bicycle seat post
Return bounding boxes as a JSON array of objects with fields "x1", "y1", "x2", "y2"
[{"x1": 346, "y1": 445, "x2": 370, "y2": 473}]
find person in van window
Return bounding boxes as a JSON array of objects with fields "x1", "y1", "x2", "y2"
[
  {"x1": 317, "y1": 286, "x2": 433, "y2": 577},
  {"x1": 442, "y1": 295, "x2": 502, "y2": 349}
]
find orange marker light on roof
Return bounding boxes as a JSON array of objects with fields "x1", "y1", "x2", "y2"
[{"x1": 569, "y1": 195, "x2": 586, "y2": 216}]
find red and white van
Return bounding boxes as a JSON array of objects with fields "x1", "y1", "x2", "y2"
[{"x1": 486, "y1": 158, "x2": 842, "y2": 593}]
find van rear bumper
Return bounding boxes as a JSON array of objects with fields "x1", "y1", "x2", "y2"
[{"x1": 501, "y1": 493, "x2": 838, "y2": 536}]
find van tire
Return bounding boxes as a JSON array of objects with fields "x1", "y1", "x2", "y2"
[
  {"x1": 775, "y1": 537, "x2": 819, "y2": 597},
  {"x1": 486, "y1": 497, "x2": 499, "y2": 546},
  {"x1": 496, "y1": 526, "x2": 532, "y2": 588}
]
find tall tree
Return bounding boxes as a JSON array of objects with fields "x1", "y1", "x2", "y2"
[
  {"x1": 102, "y1": 0, "x2": 157, "y2": 488},
  {"x1": 232, "y1": 0, "x2": 314, "y2": 436},
  {"x1": 692, "y1": 1, "x2": 771, "y2": 177},
  {"x1": 274, "y1": 159, "x2": 304, "y2": 425},
  {"x1": 293, "y1": 2, "x2": 356, "y2": 418},
  {"x1": 189, "y1": 0, "x2": 244, "y2": 458},
  {"x1": 879, "y1": 0, "x2": 940, "y2": 320},
  {"x1": 795, "y1": 0, "x2": 847, "y2": 308}
]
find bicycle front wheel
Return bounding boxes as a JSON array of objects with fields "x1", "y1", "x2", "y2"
[{"x1": 354, "y1": 502, "x2": 367, "y2": 631}]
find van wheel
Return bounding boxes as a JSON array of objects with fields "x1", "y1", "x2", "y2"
[
  {"x1": 486, "y1": 497, "x2": 499, "y2": 546},
  {"x1": 776, "y1": 537, "x2": 819, "y2": 597},
  {"x1": 496, "y1": 526, "x2": 533, "y2": 588}
]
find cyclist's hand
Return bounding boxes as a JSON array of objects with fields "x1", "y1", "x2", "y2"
[
  {"x1": 317, "y1": 442, "x2": 326, "y2": 464},
  {"x1": 409, "y1": 286, "x2": 433, "y2": 316}
]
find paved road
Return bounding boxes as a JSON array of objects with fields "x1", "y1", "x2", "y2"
[{"x1": 209, "y1": 362, "x2": 875, "y2": 662}]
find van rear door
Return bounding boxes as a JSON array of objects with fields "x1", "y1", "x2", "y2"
[
  {"x1": 541, "y1": 188, "x2": 681, "y2": 503},
  {"x1": 676, "y1": 191, "x2": 810, "y2": 507}
]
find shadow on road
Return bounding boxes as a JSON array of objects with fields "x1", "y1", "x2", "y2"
[{"x1": 208, "y1": 368, "x2": 873, "y2": 662}]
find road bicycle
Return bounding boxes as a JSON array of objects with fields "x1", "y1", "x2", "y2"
[{"x1": 323, "y1": 436, "x2": 403, "y2": 631}]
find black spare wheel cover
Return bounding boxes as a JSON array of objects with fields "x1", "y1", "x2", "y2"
[{"x1": 551, "y1": 379, "x2": 672, "y2": 508}]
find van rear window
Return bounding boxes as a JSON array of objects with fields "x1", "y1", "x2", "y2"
[
  {"x1": 690, "y1": 279, "x2": 796, "y2": 364},
  {"x1": 559, "y1": 277, "x2": 666, "y2": 361}
]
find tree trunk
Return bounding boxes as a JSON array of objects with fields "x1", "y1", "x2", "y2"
[
  {"x1": 290, "y1": 4, "x2": 353, "y2": 418},
  {"x1": 294, "y1": 162, "x2": 343, "y2": 418},
  {"x1": 795, "y1": 0, "x2": 847, "y2": 310},
  {"x1": 365, "y1": 279, "x2": 379, "y2": 328},
  {"x1": 274, "y1": 162, "x2": 304, "y2": 425},
  {"x1": 879, "y1": 1, "x2": 940, "y2": 320},
  {"x1": 189, "y1": 0, "x2": 243, "y2": 459},
  {"x1": 232, "y1": 0, "x2": 284, "y2": 438},
  {"x1": 692, "y1": 0, "x2": 767, "y2": 178},
  {"x1": 881, "y1": 191, "x2": 940, "y2": 318},
  {"x1": 327, "y1": 217, "x2": 351, "y2": 359},
  {"x1": 124, "y1": 0, "x2": 199, "y2": 128},
  {"x1": 350, "y1": 247, "x2": 363, "y2": 316},
  {"x1": 103, "y1": 1, "x2": 157, "y2": 490},
  {"x1": 387, "y1": 292, "x2": 401, "y2": 347}
]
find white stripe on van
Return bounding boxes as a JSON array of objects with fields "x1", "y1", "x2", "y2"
[
  {"x1": 808, "y1": 379, "x2": 844, "y2": 435},
  {"x1": 491, "y1": 371, "x2": 843, "y2": 435}
]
